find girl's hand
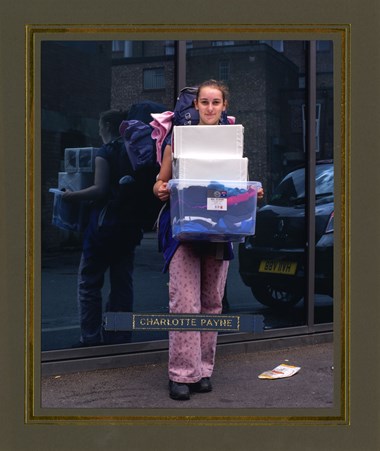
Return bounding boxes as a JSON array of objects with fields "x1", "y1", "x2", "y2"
[
  {"x1": 156, "y1": 181, "x2": 170, "y2": 202},
  {"x1": 257, "y1": 187, "x2": 264, "y2": 199},
  {"x1": 61, "y1": 189, "x2": 75, "y2": 201}
]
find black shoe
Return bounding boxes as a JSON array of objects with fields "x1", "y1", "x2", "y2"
[
  {"x1": 169, "y1": 380, "x2": 190, "y2": 400},
  {"x1": 190, "y1": 377, "x2": 212, "y2": 393}
]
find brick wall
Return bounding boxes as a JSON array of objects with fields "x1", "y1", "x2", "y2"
[{"x1": 111, "y1": 60, "x2": 176, "y2": 110}]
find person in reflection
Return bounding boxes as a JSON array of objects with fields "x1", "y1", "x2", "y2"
[
  {"x1": 63, "y1": 109, "x2": 144, "y2": 346},
  {"x1": 153, "y1": 79, "x2": 264, "y2": 400}
]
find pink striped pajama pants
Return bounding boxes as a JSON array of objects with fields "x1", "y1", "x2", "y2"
[{"x1": 168, "y1": 243, "x2": 229, "y2": 383}]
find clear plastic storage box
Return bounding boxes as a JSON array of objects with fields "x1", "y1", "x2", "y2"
[
  {"x1": 168, "y1": 179, "x2": 262, "y2": 242},
  {"x1": 58, "y1": 171, "x2": 94, "y2": 191},
  {"x1": 49, "y1": 189, "x2": 90, "y2": 232},
  {"x1": 64, "y1": 147, "x2": 98, "y2": 173}
]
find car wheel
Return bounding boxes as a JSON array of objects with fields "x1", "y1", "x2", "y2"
[{"x1": 251, "y1": 285, "x2": 303, "y2": 309}]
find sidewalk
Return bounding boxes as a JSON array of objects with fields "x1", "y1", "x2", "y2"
[{"x1": 41, "y1": 340, "x2": 334, "y2": 410}]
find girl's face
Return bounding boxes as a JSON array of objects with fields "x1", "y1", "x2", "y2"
[
  {"x1": 195, "y1": 86, "x2": 226, "y2": 125},
  {"x1": 98, "y1": 119, "x2": 111, "y2": 144}
]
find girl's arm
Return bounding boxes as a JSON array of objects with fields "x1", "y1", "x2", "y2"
[
  {"x1": 153, "y1": 144, "x2": 172, "y2": 202},
  {"x1": 62, "y1": 156, "x2": 110, "y2": 202}
]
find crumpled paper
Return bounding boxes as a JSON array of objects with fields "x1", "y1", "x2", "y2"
[{"x1": 258, "y1": 363, "x2": 301, "y2": 380}]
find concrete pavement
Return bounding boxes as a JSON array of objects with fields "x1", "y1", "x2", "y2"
[{"x1": 41, "y1": 339, "x2": 334, "y2": 410}]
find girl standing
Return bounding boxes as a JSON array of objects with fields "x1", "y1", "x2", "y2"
[
  {"x1": 63, "y1": 110, "x2": 143, "y2": 346},
  {"x1": 154, "y1": 80, "x2": 243, "y2": 400}
]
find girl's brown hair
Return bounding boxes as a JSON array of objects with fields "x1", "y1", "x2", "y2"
[
  {"x1": 196, "y1": 79, "x2": 229, "y2": 105},
  {"x1": 99, "y1": 109, "x2": 129, "y2": 135}
]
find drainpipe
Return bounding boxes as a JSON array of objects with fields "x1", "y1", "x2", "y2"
[{"x1": 175, "y1": 41, "x2": 187, "y2": 101}]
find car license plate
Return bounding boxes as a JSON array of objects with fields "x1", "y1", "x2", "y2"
[{"x1": 259, "y1": 259, "x2": 297, "y2": 275}]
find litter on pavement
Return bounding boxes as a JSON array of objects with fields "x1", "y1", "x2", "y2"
[{"x1": 258, "y1": 363, "x2": 301, "y2": 380}]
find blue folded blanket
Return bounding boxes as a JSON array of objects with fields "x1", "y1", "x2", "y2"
[{"x1": 170, "y1": 181, "x2": 258, "y2": 241}]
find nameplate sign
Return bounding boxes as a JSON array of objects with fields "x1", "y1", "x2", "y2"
[{"x1": 103, "y1": 312, "x2": 264, "y2": 333}]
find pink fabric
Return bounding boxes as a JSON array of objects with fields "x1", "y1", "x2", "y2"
[
  {"x1": 168, "y1": 243, "x2": 229, "y2": 383},
  {"x1": 150, "y1": 111, "x2": 174, "y2": 164},
  {"x1": 227, "y1": 186, "x2": 257, "y2": 206},
  {"x1": 150, "y1": 112, "x2": 235, "y2": 164}
]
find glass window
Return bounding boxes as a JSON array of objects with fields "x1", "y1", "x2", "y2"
[
  {"x1": 40, "y1": 39, "x2": 334, "y2": 354},
  {"x1": 219, "y1": 61, "x2": 229, "y2": 81},
  {"x1": 185, "y1": 40, "x2": 333, "y2": 332},
  {"x1": 185, "y1": 40, "x2": 309, "y2": 329},
  {"x1": 260, "y1": 40, "x2": 284, "y2": 52},
  {"x1": 111, "y1": 40, "x2": 133, "y2": 58},
  {"x1": 165, "y1": 40, "x2": 175, "y2": 55},
  {"x1": 317, "y1": 40, "x2": 331, "y2": 52},
  {"x1": 41, "y1": 40, "x2": 175, "y2": 352},
  {"x1": 270, "y1": 163, "x2": 333, "y2": 206},
  {"x1": 211, "y1": 40, "x2": 235, "y2": 46},
  {"x1": 112, "y1": 40, "x2": 124, "y2": 52},
  {"x1": 143, "y1": 67, "x2": 165, "y2": 90}
]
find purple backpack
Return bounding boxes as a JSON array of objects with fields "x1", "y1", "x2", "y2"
[{"x1": 119, "y1": 119, "x2": 156, "y2": 172}]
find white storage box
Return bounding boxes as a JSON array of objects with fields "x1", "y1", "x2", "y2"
[
  {"x1": 172, "y1": 157, "x2": 248, "y2": 181},
  {"x1": 172, "y1": 125, "x2": 244, "y2": 159},
  {"x1": 58, "y1": 172, "x2": 94, "y2": 191},
  {"x1": 49, "y1": 189, "x2": 90, "y2": 232},
  {"x1": 168, "y1": 179, "x2": 261, "y2": 242},
  {"x1": 64, "y1": 147, "x2": 98, "y2": 173}
]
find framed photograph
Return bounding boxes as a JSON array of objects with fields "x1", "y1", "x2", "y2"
[
  {"x1": 1, "y1": 0, "x2": 379, "y2": 450},
  {"x1": 29, "y1": 24, "x2": 345, "y2": 418}
]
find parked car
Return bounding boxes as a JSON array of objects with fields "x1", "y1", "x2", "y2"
[{"x1": 238, "y1": 161, "x2": 334, "y2": 309}]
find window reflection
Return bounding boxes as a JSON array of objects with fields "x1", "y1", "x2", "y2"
[{"x1": 41, "y1": 39, "x2": 334, "y2": 352}]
